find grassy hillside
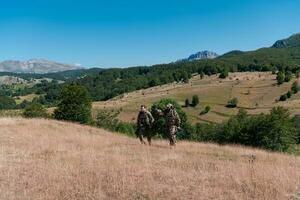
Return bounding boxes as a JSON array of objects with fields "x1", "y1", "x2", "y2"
[
  {"x1": 78, "y1": 45, "x2": 300, "y2": 101},
  {"x1": 92, "y1": 72, "x2": 300, "y2": 124},
  {"x1": 0, "y1": 118, "x2": 299, "y2": 199}
]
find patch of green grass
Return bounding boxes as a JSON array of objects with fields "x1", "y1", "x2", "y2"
[
  {"x1": 287, "y1": 144, "x2": 300, "y2": 156},
  {"x1": 0, "y1": 109, "x2": 22, "y2": 117}
]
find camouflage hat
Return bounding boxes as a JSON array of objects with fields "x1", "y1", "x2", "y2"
[{"x1": 166, "y1": 103, "x2": 173, "y2": 108}]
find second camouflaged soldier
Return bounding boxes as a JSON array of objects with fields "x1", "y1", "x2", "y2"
[
  {"x1": 156, "y1": 103, "x2": 181, "y2": 146},
  {"x1": 136, "y1": 105, "x2": 154, "y2": 145}
]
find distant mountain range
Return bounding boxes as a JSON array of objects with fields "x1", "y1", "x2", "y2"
[
  {"x1": 178, "y1": 50, "x2": 219, "y2": 62},
  {"x1": 0, "y1": 59, "x2": 81, "y2": 74}
]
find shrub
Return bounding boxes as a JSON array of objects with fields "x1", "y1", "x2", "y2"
[
  {"x1": 287, "y1": 91, "x2": 292, "y2": 98},
  {"x1": 192, "y1": 123, "x2": 217, "y2": 142},
  {"x1": 271, "y1": 69, "x2": 276, "y2": 74},
  {"x1": 292, "y1": 115, "x2": 300, "y2": 143},
  {"x1": 23, "y1": 103, "x2": 48, "y2": 118},
  {"x1": 296, "y1": 70, "x2": 300, "y2": 79},
  {"x1": 200, "y1": 106, "x2": 211, "y2": 115},
  {"x1": 95, "y1": 109, "x2": 135, "y2": 136},
  {"x1": 219, "y1": 70, "x2": 229, "y2": 79},
  {"x1": 227, "y1": 98, "x2": 238, "y2": 108},
  {"x1": 54, "y1": 84, "x2": 92, "y2": 124},
  {"x1": 279, "y1": 94, "x2": 287, "y2": 101},
  {"x1": 199, "y1": 71, "x2": 204, "y2": 79},
  {"x1": 291, "y1": 81, "x2": 300, "y2": 94},
  {"x1": 276, "y1": 71, "x2": 285, "y2": 85},
  {"x1": 96, "y1": 110, "x2": 119, "y2": 131},
  {"x1": 285, "y1": 71, "x2": 293, "y2": 82},
  {"x1": 116, "y1": 122, "x2": 136, "y2": 137},
  {"x1": 0, "y1": 95, "x2": 16, "y2": 110},
  {"x1": 260, "y1": 107, "x2": 297, "y2": 151},
  {"x1": 17, "y1": 100, "x2": 30, "y2": 109},
  {"x1": 214, "y1": 107, "x2": 297, "y2": 152},
  {"x1": 191, "y1": 95, "x2": 199, "y2": 107},
  {"x1": 185, "y1": 98, "x2": 190, "y2": 107}
]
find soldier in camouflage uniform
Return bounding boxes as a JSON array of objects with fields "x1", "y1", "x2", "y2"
[
  {"x1": 136, "y1": 105, "x2": 154, "y2": 145},
  {"x1": 156, "y1": 104, "x2": 181, "y2": 146}
]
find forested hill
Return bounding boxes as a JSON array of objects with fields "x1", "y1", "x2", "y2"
[
  {"x1": 77, "y1": 34, "x2": 300, "y2": 101},
  {"x1": 0, "y1": 68, "x2": 104, "y2": 81}
]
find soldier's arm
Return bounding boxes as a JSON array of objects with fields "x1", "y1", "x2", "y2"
[
  {"x1": 136, "y1": 112, "x2": 141, "y2": 126},
  {"x1": 175, "y1": 111, "x2": 181, "y2": 126},
  {"x1": 155, "y1": 108, "x2": 164, "y2": 116},
  {"x1": 147, "y1": 111, "x2": 155, "y2": 124}
]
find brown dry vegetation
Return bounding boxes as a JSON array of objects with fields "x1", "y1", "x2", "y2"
[
  {"x1": 92, "y1": 72, "x2": 300, "y2": 124},
  {"x1": 0, "y1": 118, "x2": 299, "y2": 200}
]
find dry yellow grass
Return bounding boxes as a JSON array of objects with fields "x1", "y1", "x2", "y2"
[{"x1": 0, "y1": 118, "x2": 299, "y2": 199}]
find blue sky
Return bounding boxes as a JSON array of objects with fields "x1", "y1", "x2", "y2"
[{"x1": 0, "y1": 0, "x2": 300, "y2": 68}]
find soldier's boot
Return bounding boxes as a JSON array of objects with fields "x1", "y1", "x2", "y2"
[
  {"x1": 139, "y1": 134, "x2": 146, "y2": 145},
  {"x1": 147, "y1": 136, "x2": 152, "y2": 146},
  {"x1": 169, "y1": 134, "x2": 176, "y2": 147}
]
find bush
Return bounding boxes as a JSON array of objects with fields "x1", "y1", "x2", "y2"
[
  {"x1": 0, "y1": 95, "x2": 16, "y2": 110},
  {"x1": 191, "y1": 95, "x2": 199, "y2": 107},
  {"x1": 291, "y1": 81, "x2": 300, "y2": 94},
  {"x1": 287, "y1": 91, "x2": 292, "y2": 98},
  {"x1": 151, "y1": 98, "x2": 191, "y2": 139},
  {"x1": 279, "y1": 94, "x2": 287, "y2": 101},
  {"x1": 261, "y1": 107, "x2": 296, "y2": 151},
  {"x1": 292, "y1": 115, "x2": 300, "y2": 143},
  {"x1": 200, "y1": 106, "x2": 211, "y2": 115},
  {"x1": 185, "y1": 98, "x2": 190, "y2": 107},
  {"x1": 276, "y1": 71, "x2": 285, "y2": 85},
  {"x1": 219, "y1": 70, "x2": 229, "y2": 79},
  {"x1": 116, "y1": 122, "x2": 136, "y2": 137},
  {"x1": 95, "y1": 109, "x2": 135, "y2": 136},
  {"x1": 96, "y1": 110, "x2": 119, "y2": 131},
  {"x1": 54, "y1": 84, "x2": 92, "y2": 124},
  {"x1": 285, "y1": 71, "x2": 293, "y2": 82},
  {"x1": 227, "y1": 98, "x2": 238, "y2": 108},
  {"x1": 192, "y1": 123, "x2": 217, "y2": 142},
  {"x1": 23, "y1": 103, "x2": 48, "y2": 118},
  {"x1": 296, "y1": 71, "x2": 300, "y2": 79},
  {"x1": 17, "y1": 100, "x2": 30, "y2": 109},
  {"x1": 214, "y1": 107, "x2": 297, "y2": 152}
]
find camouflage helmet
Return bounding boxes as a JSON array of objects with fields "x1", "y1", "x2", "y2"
[{"x1": 166, "y1": 103, "x2": 173, "y2": 109}]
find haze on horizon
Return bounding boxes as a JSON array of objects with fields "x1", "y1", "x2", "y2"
[{"x1": 0, "y1": 0, "x2": 300, "y2": 68}]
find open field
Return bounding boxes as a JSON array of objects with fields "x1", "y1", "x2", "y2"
[
  {"x1": 93, "y1": 72, "x2": 300, "y2": 124},
  {"x1": 0, "y1": 118, "x2": 299, "y2": 200},
  {"x1": 14, "y1": 94, "x2": 40, "y2": 104}
]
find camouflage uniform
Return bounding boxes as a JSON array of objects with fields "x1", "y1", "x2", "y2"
[
  {"x1": 157, "y1": 105, "x2": 181, "y2": 146},
  {"x1": 136, "y1": 110, "x2": 154, "y2": 145},
  {"x1": 164, "y1": 107, "x2": 180, "y2": 146}
]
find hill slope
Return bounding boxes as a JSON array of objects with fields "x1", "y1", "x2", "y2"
[
  {"x1": 93, "y1": 72, "x2": 300, "y2": 124},
  {"x1": 0, "y1": 118, "x2": 299, "y2": 199},
  {"x1": 78, "y1": 38, "x2": 300, "y2": 101}
]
